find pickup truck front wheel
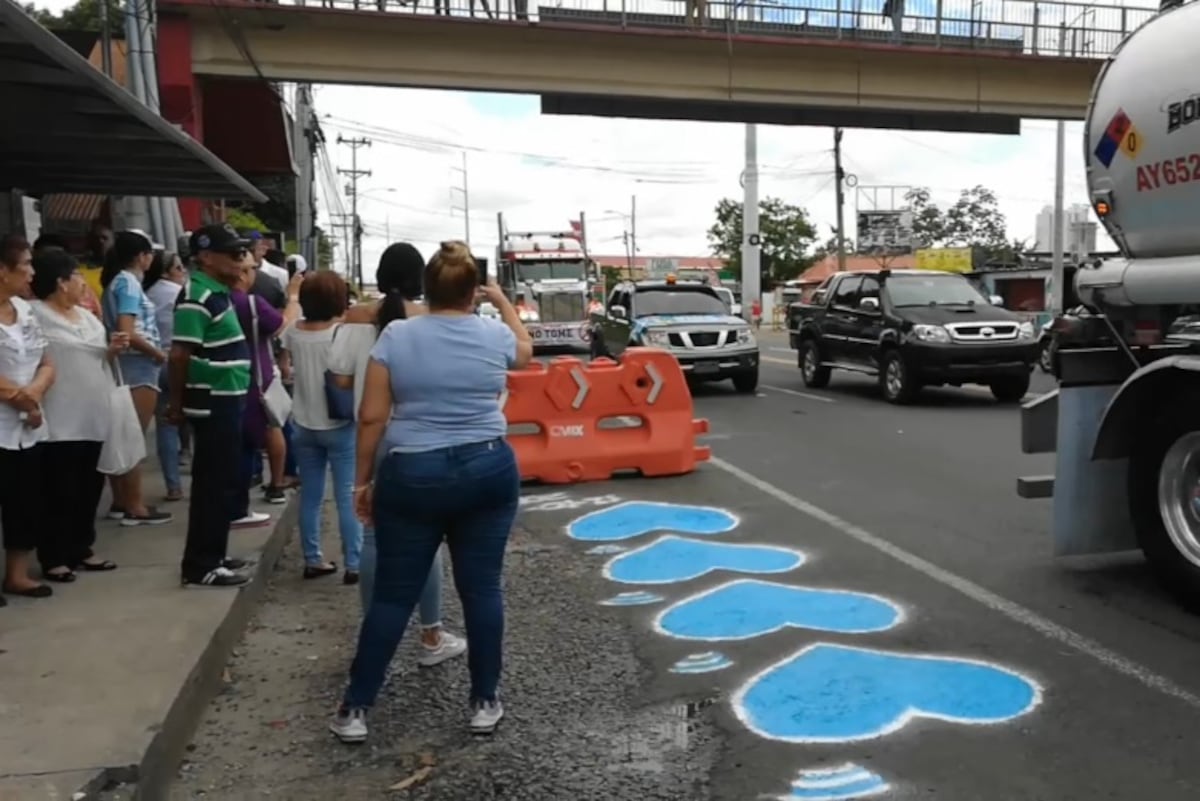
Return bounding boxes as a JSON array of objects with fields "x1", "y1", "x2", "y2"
[
  {"x1": 990, "y1": 373, "x2": 1031, "y2": 403},
  {"x1": 799, "y1": 339, "x2": 831, "y2": 388},
  {"x1": 732, "y1": 369, "x2": 759, "y2": 394},
  {"x1": 880, "y1": 349, "x2": 919, "y2": 404}
]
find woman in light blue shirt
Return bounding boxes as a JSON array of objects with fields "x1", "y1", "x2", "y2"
[{"x1": 330, "y1": 241, "x2": 532, "y2": 744}]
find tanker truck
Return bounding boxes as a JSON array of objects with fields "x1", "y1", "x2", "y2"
[{"x1": 1019, "y1": 0, "x2": 1200, "y2": 607}]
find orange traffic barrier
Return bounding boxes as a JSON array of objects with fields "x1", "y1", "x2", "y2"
[{"x1": 503, "y1": 348, "x2": 711, "y2": 484}]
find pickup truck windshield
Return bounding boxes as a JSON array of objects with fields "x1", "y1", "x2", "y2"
[
  {"x1": 635, "y1": 289, "x2": 727, "y2": 317},
  {"x1": 889, "y1": 274, "x2": 989, "y2": 307}
]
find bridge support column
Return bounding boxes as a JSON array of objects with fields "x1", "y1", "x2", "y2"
[{"x1": 157, "y1": 13, "x2": 205, "y2": 231}]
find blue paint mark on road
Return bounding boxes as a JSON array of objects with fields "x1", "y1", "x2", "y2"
[
  {"x1": 655, "y1": 579, "x2": 902, "y2": 640},
  {"x1": 735, "y1": 643, "x2": 1041, "y2": 743},
  {"x1": 567, "y1": 501, "x2": 738, "y2": 542},
  {"x1": 604, "y1": 535, "x2": 805, "y2": 585},
  {"x1": 669, "y1": 652, "x2": 734, "y2": 674},
  {"x1": 600, "y1": 591, "x2": 664, "y2": 606},
  {"x1": 782, "y1": 764, "x2": 889, "y2": 800},
  {"x1": 585, "y1": 544, "x2": 627, "y2": 555}
]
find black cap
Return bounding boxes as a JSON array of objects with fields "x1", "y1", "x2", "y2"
[{"x1": 189, "y1": 223, "x2": 251, "y2": 256}]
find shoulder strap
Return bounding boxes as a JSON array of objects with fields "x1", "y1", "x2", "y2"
[{"x1": 248, "y1": 296, "x2": 263, "y2": 391}]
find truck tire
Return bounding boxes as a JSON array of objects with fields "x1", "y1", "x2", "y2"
[
  {"x1": 1038, "y1": 339, "x2": 1053, "y2": 373},
  {"x1": 879, "y1": 349, "x2": 919, "y2": 404},
  {"x1": 990, "y1": 373, "x2": 1031, "y2": 403},
  {"x1": 799, "y1": 339, "x2": 831, "y2": 388},
  {"x1": 732, "y1": 369, "x2": 759, "y2": 394},
  {"x1": 1129, "y1": 406, "x2": 1200, "y2": 610}
]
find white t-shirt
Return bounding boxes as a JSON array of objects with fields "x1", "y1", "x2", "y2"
[
  {"x1": 281, "y1": 323, "x2": 346, "y2": 431},
  {"x1": 261, "y1": 262, "x2": 290, "y2": 293},
  {"x1": 0, "y1": 297, "x2": 49, "y2": 450},
  {"x1": 33, "y1": 301, "x2": 114, "y2": 443},
  {"x1": 326, "y1": 322, "x2": 379, "y2": 419}
]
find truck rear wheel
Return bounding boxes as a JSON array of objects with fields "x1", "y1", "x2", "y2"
[
  {"x1": 1129, "y1": 409, "x2": 1200, "y2": 610},
  {"x1": 990, "y1": 373, "x2": 1031, "y2": 403},
  {"x1": 799, "y1": 339, "x2": 831, "y2": 388}
]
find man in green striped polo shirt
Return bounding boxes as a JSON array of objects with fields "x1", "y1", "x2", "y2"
[{"x1": 167, "y1": 223, "x2": 255, "y2": 588}]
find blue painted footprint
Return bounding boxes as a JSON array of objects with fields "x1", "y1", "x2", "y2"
[
  {"x1": 734, "y1": 643, "x2": 1042, "y2": 743},
  {"x1": 604, "y1": 535, "x2": 805, "y2": 584},
  {"x1": 567, "y1": 501, "x2": 738, "y2": 542},
  {"x1": 655, "y1": 579, "x2": 902, "y2": 640},
  {"x1": 781, "y1": 764, "x2": 890, "y2": 801}
]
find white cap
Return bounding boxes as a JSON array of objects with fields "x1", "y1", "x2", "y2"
[
  {"x1": 126, "y1": 228, "x2": 165, "y2": 251},
  {"x1": 286, "y1": 253, "x2": 308, "y2": 273}
]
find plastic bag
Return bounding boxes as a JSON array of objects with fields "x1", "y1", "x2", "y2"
[{"x1": 98, "y1": 383, "x2": 146, "y2": 475}]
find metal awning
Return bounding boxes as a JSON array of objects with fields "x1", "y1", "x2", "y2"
[{"x1": 0, "y1": 0, "x2": 266, "y2": 201}]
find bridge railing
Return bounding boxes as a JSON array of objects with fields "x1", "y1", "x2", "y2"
[{"x1": 294, "y1": 0, "x2": 1159, "y2": 57}]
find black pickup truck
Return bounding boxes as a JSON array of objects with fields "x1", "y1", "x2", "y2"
[{"x1": 787, "y1": 269, "x2": 1039, "y2": 404}]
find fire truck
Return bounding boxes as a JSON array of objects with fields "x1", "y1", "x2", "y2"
[{"x1": 496, "y1": 212, "x2": 597, "y2": 352}]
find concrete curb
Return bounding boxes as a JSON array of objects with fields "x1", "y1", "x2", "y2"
[{"x1": 88, "y1": 497, "x2": 299, "y2": 801}]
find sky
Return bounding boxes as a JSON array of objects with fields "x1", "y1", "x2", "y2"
[
  {"x1": 31, "y1": 0, "x2": 1144, "y2": 274},
  {"x1": 313, "y1": 86, "x2": 1103, "y2": 276}
]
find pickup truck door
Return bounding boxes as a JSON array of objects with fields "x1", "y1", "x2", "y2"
[
  {"x1": 844, "y1": 274, "x2": 885, "y2": 366},
  {"x1": 824, "y1": 275, "x2": 863, "y2": 362}
]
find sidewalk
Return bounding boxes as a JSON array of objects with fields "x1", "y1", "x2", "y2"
[{"x1": 0, "y1": 457, "x2": 295, "y2": 801}]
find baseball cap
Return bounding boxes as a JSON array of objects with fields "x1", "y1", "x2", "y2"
[
  {"x1": 286, "y1": 253, "x2": 308, "y2": 274},
  {"x1": 189, "y1": 223, "x2": 251, "y2": 255},
  {"x1": 126, "y1": 228, "x2": 164, "y2": 251}
]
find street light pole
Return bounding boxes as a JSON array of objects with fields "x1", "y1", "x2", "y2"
[{"x1": 742, "y1": 123, "x2": 760, "y2": 324}]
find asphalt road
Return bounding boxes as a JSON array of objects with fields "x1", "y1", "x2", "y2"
[
  {"x1": 158, "y1": 341, "x2": 1200, "y2": 801},
  {"x1": 652, "y1": 340, "x2": 1200, "y2": 800}
]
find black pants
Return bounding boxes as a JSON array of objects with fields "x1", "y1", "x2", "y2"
[
  {"x1": 0, "y1": 444, "x2": 45, "y2": 552},
  {"x1": 39, "y1": 441, "x2": 104, "y2": 570},
  {"x1": 182, "y1": 398, "x2": 246, "y2": 579}
]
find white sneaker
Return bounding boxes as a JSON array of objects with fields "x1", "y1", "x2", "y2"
[
  {"x1": 329, "y1": 707, "x2": 368, "y2": 743},
  {"x1": 417, "y1": 630, "x2": 467, "y2": 668},
  {"x1": 469, "y1": 699, "x2": 504, "y2": 735},
  {"x1": 231, "y1": 512, "x2": 271, "y2": 529}
]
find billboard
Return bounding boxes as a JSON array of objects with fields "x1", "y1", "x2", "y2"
[
  {"x1": 857, "y1": 211, "x2": 914, "y2": 255},
  {"x1": 915, "y1": 247, "x2": 974, "y2": 274}
]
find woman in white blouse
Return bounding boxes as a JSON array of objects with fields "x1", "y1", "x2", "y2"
[
  {"x1": 0, "y1": 234, "x2": 55, "y2": 602},
  {"x1": 31, "y1": 248, "x2": 127, "y2": 582}
]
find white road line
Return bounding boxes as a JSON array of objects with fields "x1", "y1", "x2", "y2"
[
  {"x1": 767, "y1": 346, "x2": 794, "y2": 354},
  {"x1": 761, "y1": 356, "x2": 795, "y2": 366},
  {"x1": 708, "y1": 455, "x2": 1200, "y2": 710},
  {"x1": 761, "y1": 384, "x2": 836, "y2": 403}
]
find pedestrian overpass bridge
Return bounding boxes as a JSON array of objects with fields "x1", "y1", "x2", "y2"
[{"x1": 159, "y1": 0, "x2": 1155, "y2": 134}]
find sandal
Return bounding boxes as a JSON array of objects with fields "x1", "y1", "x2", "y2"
[
  {"x1": 303, "y1": 562, "x2": 338, "y2": 579},
  {"x1": 4, "y1": 583, "x2": 53, "y2": 598},
  {"x1": 163, "y1": 490, "x2": 184, "y2": 502},
  {"x1": 77, "y1": 559, "x2": 118, "y2": 572},
  {"x1": 45, "y1": 568, "x2": 77, "y2": 583}
]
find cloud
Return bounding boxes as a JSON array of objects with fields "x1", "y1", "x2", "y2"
[{"x1": 315, "y1": 84, "x2": 1106, "y2": 278}]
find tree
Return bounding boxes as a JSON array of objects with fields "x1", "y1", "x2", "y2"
[
  {"x1": 706, "y1": 196, "x2": 818, "y2": 282},
  {"x1": 23, "y1": 0, "x2": 122, "y2": 31},
  {"x1": 812, "y1": 226, "x2": 855, "y2": 263},
  {"x1": 902, "y1": 185, "x2": 1011, "y2": 260}
]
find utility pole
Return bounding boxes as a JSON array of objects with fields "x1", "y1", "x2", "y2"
[
  {"x1": 337, "y1": 135, "x2": 371, "y2": 291},
  {"x1": 294, "y1": 85, "x2": 317, "y2": 271},
  {"x1": 629, "y1": 194, "x2": 637, "y2": 262},
  {"x1": 1050, "y1": 23, "x2": 1066, "y2": 315},
  {"x1": 450, "y1": 151, "x2": 471, "y2": 245},
  {"x1": 741, "y1": 124, "x2": 760, "y2": 324},
  {"x1": 834, "y1": 127, "x2": 847, "y2": 272}
]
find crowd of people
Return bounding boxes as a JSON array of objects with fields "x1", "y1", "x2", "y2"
[{"x1": 1, "y1": 218, "x2": 533, "y2": 738}]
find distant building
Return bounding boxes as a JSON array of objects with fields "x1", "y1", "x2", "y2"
[
  {"x1": 592, "y1": 255, "x2": 728, "y2": 281},
  {"x1": 1034, "y1": 204, "x2": 1097, "y2": 256}
]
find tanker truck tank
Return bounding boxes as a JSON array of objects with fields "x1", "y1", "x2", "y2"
[{"x1": 1081, "y1": 0, "x2": 1200, "y2": 305}]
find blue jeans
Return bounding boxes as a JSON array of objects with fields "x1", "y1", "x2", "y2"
[
  {"x1": 156, "y1": 367, "x2": 181, "y2": 493},
  {"x1": 344, "y1": 438, "x2": 518, "y2": 708},
  {"x1": 359, "y1": 528, "x2": 444, "y2": 627},
  {"x1": 294, "y1": 423, "x2": 362, "y2": 571}
]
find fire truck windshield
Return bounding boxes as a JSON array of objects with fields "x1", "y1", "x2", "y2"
[{"x1": 515, "y1": 261, "x2": 587, "y2": 282}]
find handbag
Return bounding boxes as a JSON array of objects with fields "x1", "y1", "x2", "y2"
[
  {"x1": 98, "y1": 360, "x2": 147, "y2": 475},
  {"x1": 249, "y1": 297, "x2": 292, "y2": 427},
  {"x1": 324, "y1": 324, "x2": 356, "y2": 421}
]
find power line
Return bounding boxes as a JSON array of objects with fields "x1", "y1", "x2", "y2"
[{"x1": 337, "y1": 135, "x2": 372, "y2": 291}]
